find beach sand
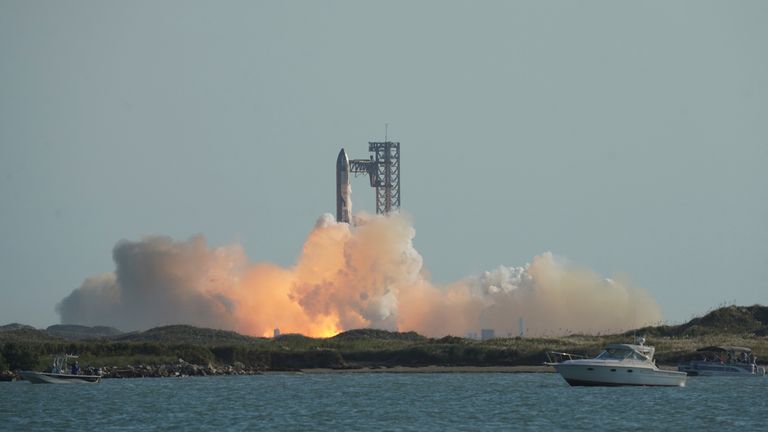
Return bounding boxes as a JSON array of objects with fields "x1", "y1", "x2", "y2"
[{"x1": 298, "y1": 365, "x2": 555, "y2": 374}]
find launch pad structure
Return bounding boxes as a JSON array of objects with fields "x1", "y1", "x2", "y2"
[{"x1": 336, "y1": 141, "x2": 400, "y2": 223}]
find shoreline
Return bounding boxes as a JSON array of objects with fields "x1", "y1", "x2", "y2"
[
  {"x1": 296, "y1": 363, "x2": 680, "y2": 374},
  {"x1": 297, "y1": 365, "x2": 556, "y2": 374},
  {"x1": 0, "y1": 364, "x2": 701, "y2": 381}
]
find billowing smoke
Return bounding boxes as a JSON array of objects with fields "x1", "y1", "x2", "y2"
[
  {"x1": 57, "y1": 213, "x2": 662, "y2": 337},
  {"x1": 56, "y1": 236, "x2": 244, "y2": 332}
]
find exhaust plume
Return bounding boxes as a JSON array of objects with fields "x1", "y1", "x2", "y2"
[{"x1": 57, "y1": 214, "x2": 662, "y2": 337}]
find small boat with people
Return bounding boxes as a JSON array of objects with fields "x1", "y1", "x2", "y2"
[
  {"x1": 677, "y1": 346, "x2": 766, "y2": 377},
  {"x1": 19, "y1": 354, "x2": 101, "y2": 384},
  {"x1": 546, "y1": 337, "x2": 687, "y2": 387}
]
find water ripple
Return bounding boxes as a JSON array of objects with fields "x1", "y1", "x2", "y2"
[{"x1": 1, "y1": 373, "x2": 765, "y2": 431}]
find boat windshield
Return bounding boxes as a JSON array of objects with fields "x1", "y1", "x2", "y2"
[{"x1": 596, "y1": 348, "x2": 650, "y2": 361}]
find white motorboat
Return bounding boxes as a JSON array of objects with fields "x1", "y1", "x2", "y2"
[
  {"x1": 546, "y1": 338, "x2": 687, "y2": 387},
  {"x1": 678, "y1": 346, "x2": 766, "y2": 377},
  {"x1": 19, "y1": 354, "x2": 101, "y2": 384}
]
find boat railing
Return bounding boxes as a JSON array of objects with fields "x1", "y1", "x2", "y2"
[
  {"x1": 545, "y1": 351, "x2": 586, "y2": 364},
  {"x1": 50, "y1": 354, "x2": 81, "y2": 374}
]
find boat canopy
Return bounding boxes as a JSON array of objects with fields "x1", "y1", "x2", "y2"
[
  {"x1": 599, "y1": 344, "x2": 655, "y2": 361},
  {"x1": 605, "y1": 344, "x2": 654, "y2": 355},
  {"x1": 696, "y1": 346, "x2": 752, "y2": 353}
]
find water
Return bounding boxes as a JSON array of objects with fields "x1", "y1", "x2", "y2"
[{"x1": 1, "y1": 373, "x2": 765, "y2": 431}]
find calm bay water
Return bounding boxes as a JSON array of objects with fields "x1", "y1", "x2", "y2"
[{"x1": 1, "y1": 373, "x2": 766, "y2": 431}]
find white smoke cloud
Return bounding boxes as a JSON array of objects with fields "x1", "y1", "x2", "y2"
[
  {"x1": 57, "y1": 214, "x2": 662, "y2": 336},
  {"x1": 57, "y1": 235, "x2": 244, "y2": 331}
]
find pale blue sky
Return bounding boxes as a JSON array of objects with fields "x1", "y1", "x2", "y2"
[{"x1": 1, "y1": 0, "x2": 766, "y2": 328}]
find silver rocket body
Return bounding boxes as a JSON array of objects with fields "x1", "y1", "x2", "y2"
[{"x1": 336, "y1": 148, "x2": 352, "y2": 223}]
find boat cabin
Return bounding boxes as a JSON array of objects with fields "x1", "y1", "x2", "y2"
[{"x1": 597, "y1": 344, "x2": 655, "y2": 362}]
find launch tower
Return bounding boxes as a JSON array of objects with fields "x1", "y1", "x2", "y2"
[
  {"x1": 336, "y1": 141, "x2": 401, "y2": 222},
  {"x1": 351, "y1": 141, "x2": 400, "y2": 215}
]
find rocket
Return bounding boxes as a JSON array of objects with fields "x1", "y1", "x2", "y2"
[{"x1": 336, "y1": 148, "x2": 351, "y2": 223}]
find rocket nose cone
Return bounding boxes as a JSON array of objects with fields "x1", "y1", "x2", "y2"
[{"x1": 336, "y1": 148, "x2": 349, "y2": 169}]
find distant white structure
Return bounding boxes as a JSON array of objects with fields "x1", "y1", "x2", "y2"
[
  {"x1": 519, "y1": 318, "x2": 525, "y2": 337},
  {"x1": 466, "y1": 331, "x2": 478, "y2": 340},
  {"x1": 273, "y1": 328, "x2": 281, "y2": 338},
  {"x1": 481, "y1": 329, "x2": 495, "y2": 341}
]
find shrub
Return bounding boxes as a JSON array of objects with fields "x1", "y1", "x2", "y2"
[
  {"x1": 174, "y1": 345, "x2": 214, "y2": 365},
  {"x1": 1, "y1": 343, "x2": 40, "y2": 370}
]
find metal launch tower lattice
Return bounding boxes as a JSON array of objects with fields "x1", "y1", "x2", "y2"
[
  {"x1": 336, "y1": 141, "x2": 401, "y2": 223},
  {"x1": 350, "y1": 141, "x2": 400, "y2": 215}
]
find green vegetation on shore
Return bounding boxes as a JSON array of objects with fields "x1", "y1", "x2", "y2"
[{"x1": 1, "y1": 305, "x2": 766, "y2": 378}]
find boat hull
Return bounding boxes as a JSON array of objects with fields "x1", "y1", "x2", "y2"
[
  {"x1": 678, "y1": 361, "x2": 766, "y2": 377},
  {"x1": 19, "y1": 371, "x2": 101, "y2": 384},
  {"x1": 553, "y1": 363, "x2": 687, "y2": 387}
]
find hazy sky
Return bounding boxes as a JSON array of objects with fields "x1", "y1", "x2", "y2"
[{"x1": 1, "y1": 1, "x2": 766, "y2": 329}]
